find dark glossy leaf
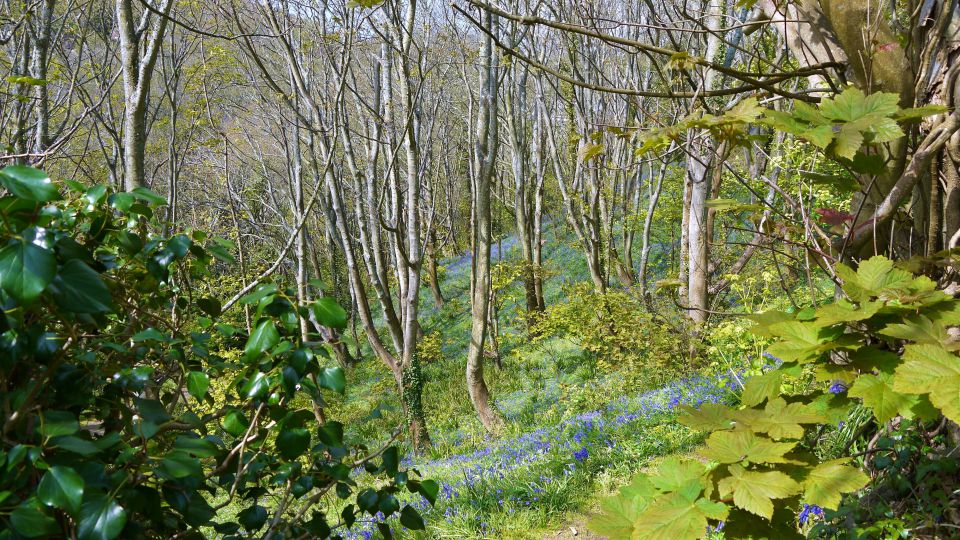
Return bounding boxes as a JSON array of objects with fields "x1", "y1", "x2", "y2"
[
  {"x1": 50, "y1": 259, "x2": 113, "y2": 313},
  {"x1": 311, "y1": 297, "x2": 348, "y2": 329},
  {"x1": 317, "y1": 366, "x2": 346, "y2": 394},
  {"x1": 276, "y1": 428, "x2": 310, "y2": 460},
  {"x1": 418, "y1": 479, "x2": 439, "y2": 505},
  {"x1": 10, "y1": 500, "x2": 59, "y2": 537},
  {"x1": 37, "y1": 466, "x2": 84, "y2": 515},
  {"x1": 186, "y1": 371, "x2": 209, "y2": 401},
  {"x1": 130, "y1": 187, "x2": 166, "y2": 205},
  {"x1": 196, "y1": 297, "x2": 221, "y2": 317},
  {"x1": 0, "y1": 239, "x2": 55, "y2": 303},
  {"x1": 382, "y1": 446, "x2": 399, "y2": 476},
  {"x1": 223, "y1": 410, "x2": 249, "y2": 437},
  {"x1": 244, "y1": 320, "x2": 279, "y2": 360},
  {"x1": 160, "y1": 452, "x2": 202, "y2": 478},
  {"x1": 399, "y1": 505, "x2": 425, "y2": 530},
  {"x1": 40, "y1": 410, "x2": 79, "y2": 438},
  {"x1": 238, "y1": 504, "x2": 268, "y2": 531},
  {"x1": 356, "y1": 489, "x2": 379, "y2": 514},
  {"x1": 77, "y1": 494, "x2": 127, "y2": 540},
  {"x1": 242, "y1": 372, "x2": 270, "y2": 399},
  {"x1": 0, "y1": 166, "x2": 59, "y2": 202},
  {"x1": 318, "y1": 421, "x2": 344, "y2": 447}
]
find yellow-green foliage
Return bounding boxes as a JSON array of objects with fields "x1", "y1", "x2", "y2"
[{"x1": 531, "y1": 283, "x2": 684, "y2": 383}]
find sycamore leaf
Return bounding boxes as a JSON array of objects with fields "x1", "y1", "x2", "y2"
[
  {"x1": 879, "y1": 315, "x2": 949, "y2": 345},
  {"x1": 702, "y1": 431, "x2": 796, "y2": 465},
  {"x1": 802, "y1": 459, "x2": 869, "y2": 509},
  {"x1": 649, "y1": 457, "x2": 709, "y2": 493},
  {"x1": 578, "y1": 142, "x2": 605, "y2": 163},
  {"x1": 740, "y1": 371, "x2": 781, "y2": 407},
  {"x1": 733, "y1": 398, "x2": 825, "y2": 440},
  {"x1": 765, "y1": 321, "x2": 843, "y2": 362},
  {"x1": 831, "y1": 124, "x2": 864, "y2": 160},
  {"x1": 893, "y1": 344, "x2": 960, "y2": 423},
  {"x1": 679, "y1": 403, "x2": 734, "y2": 431},
  {"x1": 856, "y1": 256, "x2": 913, "y2": 295},
  {"x1": 588, "y1": 476, "x2": 656, "y2": 539},
  {"x1": 834, "y1": 263, "x2": 870, "y2": 302},
  {"x1": 848, "y1": 372, "x2": 917, "y2": 423},
  {"x1": 813, "y1": 300, "x2": 882, "y2": 327},
  {"x1": 718, "y1": 465, "x2": 800, "y2": 519},
  {"x1": 745, "y1": 310, "x2": 794, "y2": 338},
  {"x1": 632, "y1": 491, "x2": 728, "y2": 540}
]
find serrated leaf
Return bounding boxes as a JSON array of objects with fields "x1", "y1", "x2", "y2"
[
  {"x1": 880, "y1": 315, "x2": 948, "y2": 345},
  {"x1": 848, "y1": 372, "x2": 917, "y2": 423},
  {"x1": 733, "y1": 398, "x2": 824, "y2": 440},
  {"x1": 679, "y1": 403, "x2": 734, "y2": 431},
  {"x1": 856, "y1": 256, "x2": 912, "y2": 295},
  {"x1": 801, "y1": 459, "x2": 869, "y2": 509},
  {"x1": 740, "y1": 371, "x2": 781, "y2": 407},
  {"x1": 632, "y1": 490, "x2": 728, "y2": 540},
  {"x1": 649, "y1": 457, "x2": 709, "y2": 492},
  {"x1": 813, "y1": 300, "x2": 882, "y2": 327},
  {"x1": 578, "y1": 142, "x2": 605, "y2": 163},
  {"x1": 702, "y1": 430, "x2": 796, "y2": 464},
  {"x1": 718, "y1": 464, "x2": 800, "y2": 519},
  {"x1": 893, "y1": 344, "x2": 960, "y2": 423}
]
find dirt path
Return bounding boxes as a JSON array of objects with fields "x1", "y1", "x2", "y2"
[{"x1": 543, "y1": 519, "x2": 607, "y2": 540}]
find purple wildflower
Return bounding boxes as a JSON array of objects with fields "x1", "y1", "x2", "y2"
[
  {"x1": 573, "y1": 447, "x2": 589, "y2": 462},
  {"x1": 828, "y1": 381, "x2": 847, "y2": 394},
  {"x1": 798, "y1": 504, "x2": 824, "y2": 526}
]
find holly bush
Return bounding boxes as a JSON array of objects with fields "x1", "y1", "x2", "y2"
[
  {"x1": 0, "y1": 166, "x2": 435, "y2": 539},
  {"x1": 590, "y1": 255, "x2": 960, "y2": 538}
]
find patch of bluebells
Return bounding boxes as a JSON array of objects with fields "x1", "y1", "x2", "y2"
[{"x1": 341, "y1": 370, "x2": 741, "y2": 538}]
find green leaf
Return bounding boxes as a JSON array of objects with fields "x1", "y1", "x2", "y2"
[
  {"x1": 317, "y1": 366, "x2": 346, "y2": 394},
  {"x1": 0, "y1": 239, "x2": 56, "y2": 303},
  {"x1": 77, "y1": 494, "x2": 128, "y2": 540},
  {"x1": 678, "y1": 403, "x2": 734, "y2": 431},
  {"x1": 238, "y1": 504, "x2": 268, "y2": 531},
  {"x1": 632, "y1": 490, "x2": 728, "y2": 540},
  {"x1": 856, "y1": 256, "x2": 912, "y2": 295},
  {"x1": 196, "y1": 297, "x2": 221, "y2": 317},
  {"x1": 831, "y1": 124, "x2": 864, "y2": 160},
  {"x1": 37, "y1": 466, "x2": 84, "y2": 515},
  {"x1": 311, "y1": 297, "x2": 348, "y2": 329},
  {"x1": 186, "y1": 371, "x2": 210, "y2": 401},
  {"x1": 244, "y1": 320, "x2": 279, "y2": 360},
  {"x1": 848, "y1": 372, "x2": 917, "y2": 423},
  {"x1": 740, "y1": 371, "x2": 781, "y2": 407},
  {"x1": 399, "y1": 505, "x2": 425, "y2": 530},
  {"x1": 701, "y1": 431, "x2": 796, "y2": 464},
  {"x1": 880, "y1": 315, "x2": 948, "y2": 345},
  {"x1": 40, "y1": 410, "x2": 79, "y2": 438},
  {"x1": 242, "y1": 372, "x2": 271, "y2": 399},
  {"x1": 893, "y1": 344, "x2": 960, "y2": 423},
  {"x1": 223, "y1": 410, "x2": 249, "y2": 437},
  {"x1": 130, "y1": 186, "x2": 166, "y2": 205},
  {"x1": 717, "y1": 464, "x2": 800, "y2": 519},
  {"x1": 10, "y1": 500, "x2": 59, "y2": 537},
  {"x1": 0, "y1": 166, "x2": 59, "y2": 202},
  {"x1": 733, "y1": 398, "x2": 824, "y2": 440},
  {"x1": 160, "y1": 452, "x2": 202, "y2": 478},
  {"x1": 276, "y1": 428, "x2": 311, "y2": 460},
  {"x1": 50, "y1": 259, "x2": 113, "y2": 313},
  {"x1": 649, "y1": 457, "x2": 708, "y2": 493},
  {"x1": 418, "y1": 479, "x2": 440, "y2": 505},
  {"x1": 578, "y1": 142, "x2": 605, "y2": 163},
  {"x1": 801, "y1": 459, "x2": 869, "y2": 510}
]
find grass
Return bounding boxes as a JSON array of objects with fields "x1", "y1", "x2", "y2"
[{"x1": 322, "y1": 221, "x2": 744, "y2": 538}]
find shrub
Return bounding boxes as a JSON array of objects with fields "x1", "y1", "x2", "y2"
[
  {"x1": 589, "y1": 255, "x2": 960, "y2": 538},
  {"x1": 0, "y1": 167, "x2": 434, "y2": 539}
]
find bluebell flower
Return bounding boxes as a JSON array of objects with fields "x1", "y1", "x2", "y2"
[
  {"x1": 574, "y1": 447, "x2": 589, "y2": 462},
  {"x1": 828, "y1": 381, "x2": 847, "y2": 394},
  {"x1": 798, "y1": 504, "x2": 824, "y2": 525}
]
